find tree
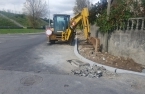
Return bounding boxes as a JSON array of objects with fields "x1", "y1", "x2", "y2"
[
  {"x1": 141, "y1": 0, "x2": 145, "y2": 16},
  {"x1": 89, "y1": 0, "x2": 108, "y2": 52},
  {"x1": 73, "y1": 0, "x2": 90, "y2": 15},
  {"x1": 23, "y1": 0, "x2": 48, "y2": 28},
  {"x1": 89, "y1": 0, "x2": 133, "y2": 52},
  {"x1": 89, "y1": 0, "x2": 107, "y2": 24},
  {"x1": 73, "y1": 0, "x2": 91, "y2": 30},
  {"x1": 130, "y1": 0, "x2": 145, "y2": 17}
]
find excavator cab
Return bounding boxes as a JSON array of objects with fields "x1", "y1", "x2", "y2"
[
  {"x1": 48, "y1": 14, "x2": 70, "y2": 44},
  {"x1": 53, "y1": 14, "x2": 70, "y2": 33}
]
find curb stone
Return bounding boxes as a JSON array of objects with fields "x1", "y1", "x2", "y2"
[
  {"x1": 74, "y1": 38, "x2": 145, "y2": 77},
  {"x1": 20, "y1": 32, "x2": 45, "y2": 35}
]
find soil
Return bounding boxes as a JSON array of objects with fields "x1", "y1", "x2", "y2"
[{"x1": 77, "y1": 31, "x2": 144, "y2": 72}]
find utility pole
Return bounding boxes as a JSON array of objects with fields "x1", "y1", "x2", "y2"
[
  {"x1": 48, "y1": 0, "x2": 50, "y2": 27},
  {"x1": 87, "y1": 0, "x2": 89, "y2": 9},
  {"x1": 107, "y1": 0, "x2": 111, "y2": 20},
  {"x1": 87, "y1": 0, "x2": 92, "y2": 10},
  {"x1": 103, "y1": 0, "x2": 111, "y2": 52}
]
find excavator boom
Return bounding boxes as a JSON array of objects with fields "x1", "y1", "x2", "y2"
[{"x1": 70, "y1": 8, "x2": 90, "y2": 39}]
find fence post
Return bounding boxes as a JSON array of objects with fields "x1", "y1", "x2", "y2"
[
  {"x1": 127, "y1": 20, "x2": 130, "y2": 30},
  {"x1": 131, "y1": 20, "x2": 134, "y2": 30},
  {"x1": 136, "y1": 19, "x2": 139, "y2": 30},
  {"x1": 142, "y1": 19, "x2": 144, "y2": 30}
]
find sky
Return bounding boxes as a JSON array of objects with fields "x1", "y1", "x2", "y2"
[{"x1": 0, "y1": 0, "x2": 100, "y2": 19}]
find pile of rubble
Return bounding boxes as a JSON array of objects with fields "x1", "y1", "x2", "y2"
[
  {"x1": 68, "y1": 59, "x2": 116, "y2": 78},
  {"x1": 71, "y1": 64, "x2": 112, "y2": 78}
]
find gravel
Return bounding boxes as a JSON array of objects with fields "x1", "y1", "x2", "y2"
[{"x1": 71, "y1": 64, "x2": 115, "y2": 78}]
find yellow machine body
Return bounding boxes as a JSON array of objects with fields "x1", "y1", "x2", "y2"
[{"x1": 49, "y1": 8, "x2": 90, "y2": 44}]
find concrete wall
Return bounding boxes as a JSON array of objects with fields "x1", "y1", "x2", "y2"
[{"x1": 90, "y1": 25, "x2": 145, "y2": 65}]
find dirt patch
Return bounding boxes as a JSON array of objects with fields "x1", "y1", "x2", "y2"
[{"x1": 77, "y1": 31, "x2": 144, "y2": 72}]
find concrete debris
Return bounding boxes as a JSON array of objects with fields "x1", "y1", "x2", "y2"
[
  {"x1": 103, "y1": 57, "x2": 105, "y2": 61},
  {"x1": 71, "y1": 64, "x2": 108, "y2": 78}
]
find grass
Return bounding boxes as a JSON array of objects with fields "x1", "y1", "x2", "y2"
[
  {"x1": 0, "y1": 15, "x2": 18, "y2": 26},
  {"x1": 0, "y1": 11, "x2": 29, "y2": 26},
  {"x1": 0, "y1": 29, "x2": 45, "y2": 34},
  {"x1": 0, "y1": 11, "x2": 49, "y2": 27}
]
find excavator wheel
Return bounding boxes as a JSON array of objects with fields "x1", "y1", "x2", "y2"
[{"x1": 49, "y1": 40, "x2": 55, "y2": 44}]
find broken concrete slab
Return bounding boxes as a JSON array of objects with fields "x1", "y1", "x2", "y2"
[{"x1": 67, "y1": 59, "x2": 90, "y2": 67}]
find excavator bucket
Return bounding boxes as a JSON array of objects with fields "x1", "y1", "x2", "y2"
[{"x1": 88, "y1": 37, "x2": 100, "y2": 52}]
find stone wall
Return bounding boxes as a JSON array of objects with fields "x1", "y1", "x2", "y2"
[{"x1": 90, "y1": 18, "x2": 145, "y2": 65}]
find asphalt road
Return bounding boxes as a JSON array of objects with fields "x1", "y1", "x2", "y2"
[
  {"x1": 0, "y1": 34, "x2": 56, "y2": 73},
  {"x1": 0, "y1": 33, "x2": 78, "y2": 74},
  {"x1": 0, "y1": 33, "x2": 145, "y2": 94}
]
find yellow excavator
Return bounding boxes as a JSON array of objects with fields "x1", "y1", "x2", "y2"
[{"x1": 48, "y1": 8, "x2": 90, "y2": 45}]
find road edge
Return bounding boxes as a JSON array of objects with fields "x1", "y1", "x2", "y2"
[
  {"x1": 74, "y1": 38, "x2": 145, "y2": 77},
  {"x1": 1, "y1": 32, "x2": 45, "y2": 35}
]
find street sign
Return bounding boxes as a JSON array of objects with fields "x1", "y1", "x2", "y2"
[{"x1": 46, "y1": 29, "x2": 52, "y2": 36}]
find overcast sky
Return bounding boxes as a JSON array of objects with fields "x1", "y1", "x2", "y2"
[{"x1": 0, "y1": 0, "x2": 100, "y2": 19}]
